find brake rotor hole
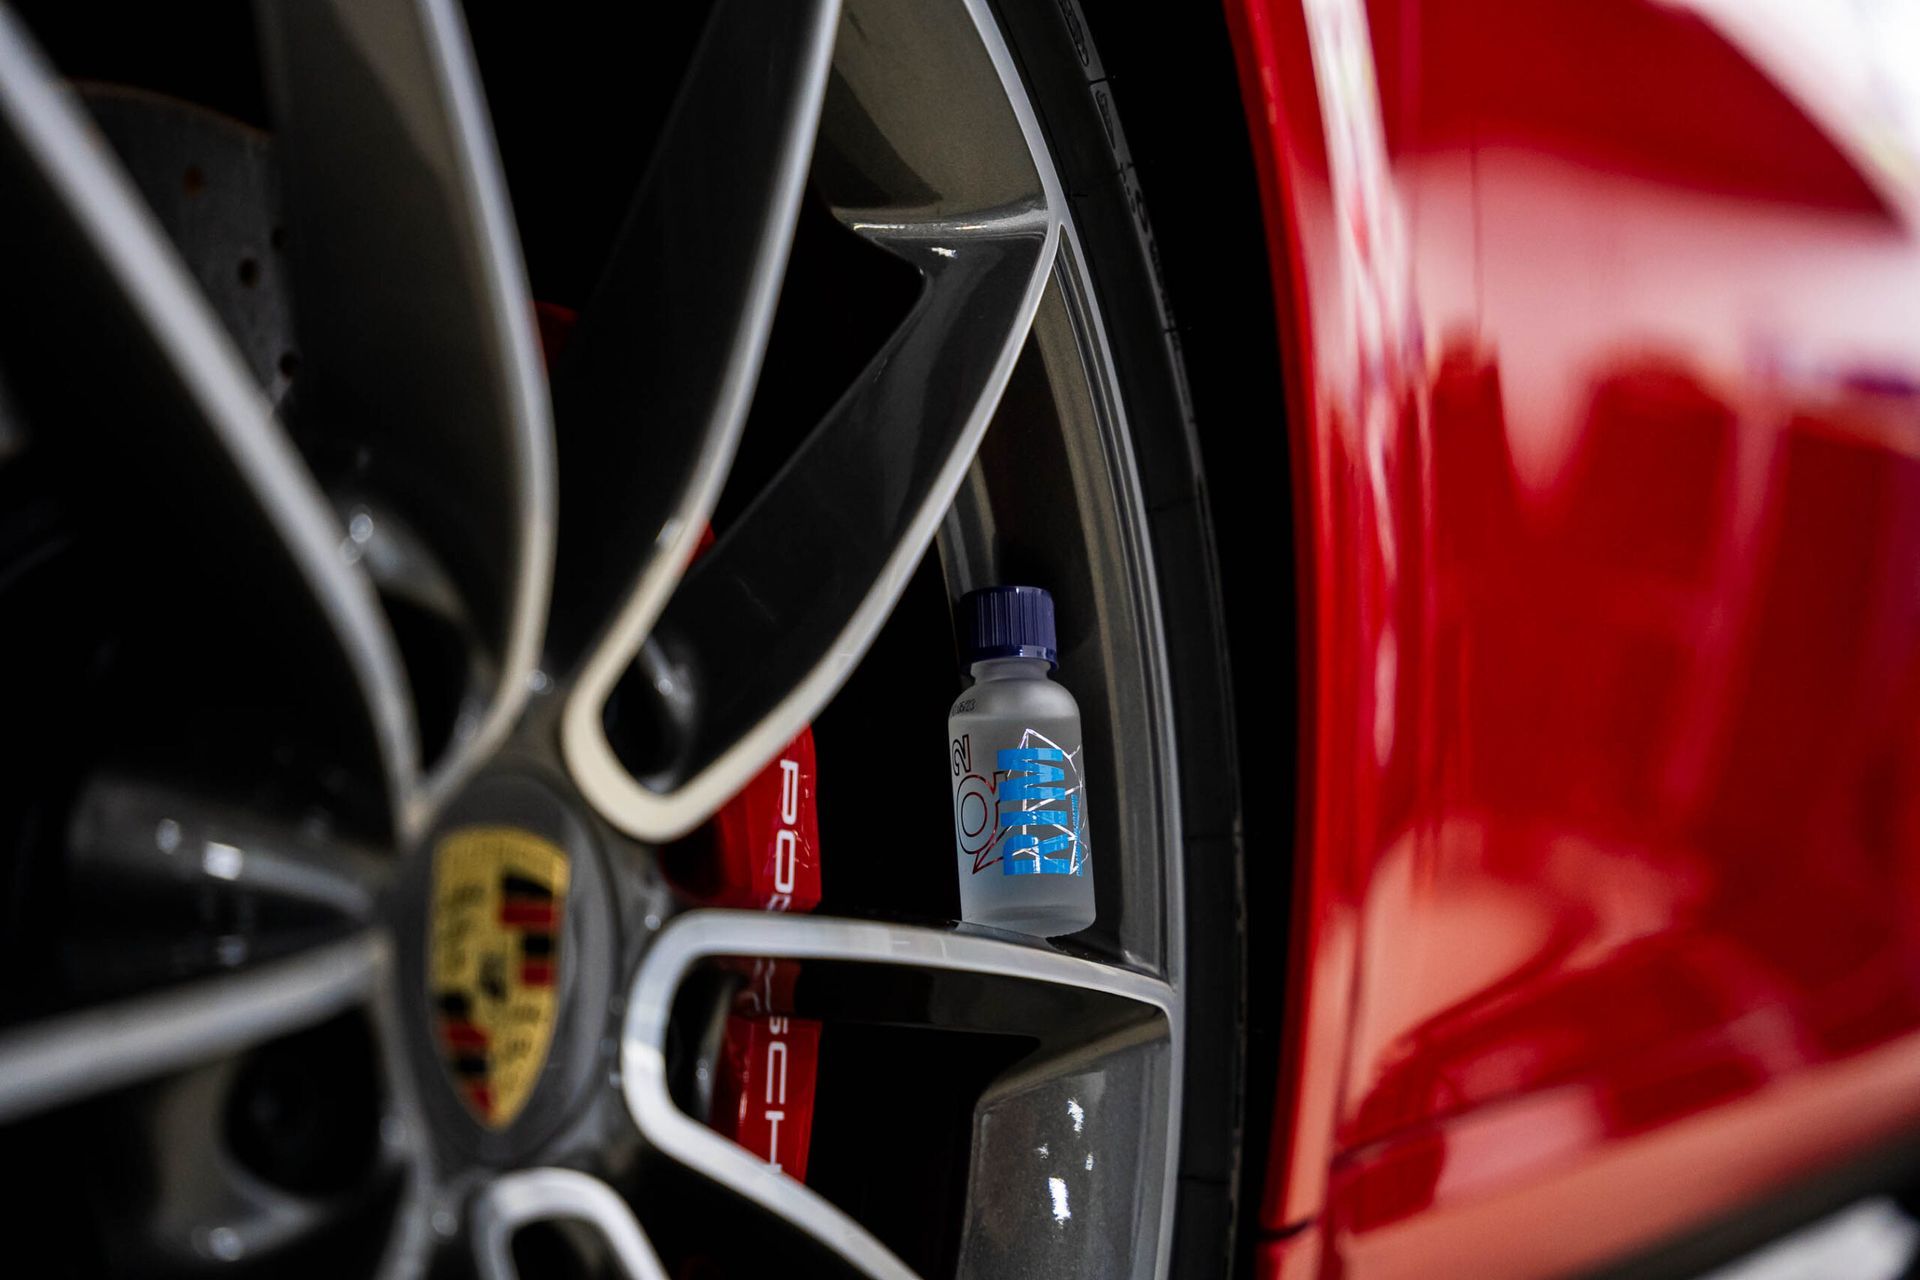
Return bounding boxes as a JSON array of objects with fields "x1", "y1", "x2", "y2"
[
  {"x1": 278, "y1": 350, "x2": 300, "y2": 380},
  {"x1": 182, "y1": 163, "x2": 205, "y2": 196},
  {"x1": 237, "y1": 256, "x2": 261, "y2": 287}
]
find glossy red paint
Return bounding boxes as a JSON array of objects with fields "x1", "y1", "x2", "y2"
[{"x1": 1226, "y1": 0, "x2": 1920, "y2": 1275}]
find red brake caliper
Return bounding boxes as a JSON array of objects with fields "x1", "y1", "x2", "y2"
[
  {"x1": 536, "y1": 301, "x2": 823, "y2": 1180},
  {"x1": 705, "y1": 731, "x2": 823, "y2": 1178}
]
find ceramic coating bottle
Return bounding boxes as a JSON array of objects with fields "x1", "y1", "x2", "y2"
[{"x1": 946, "y1": 586, "x2": 1095, "y2": 936}]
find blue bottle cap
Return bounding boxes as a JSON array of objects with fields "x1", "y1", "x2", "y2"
[{"x1": 960, "y1": 585, "x2": 1058, "y2": 667}]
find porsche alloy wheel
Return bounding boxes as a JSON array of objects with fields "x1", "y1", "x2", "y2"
[{"x1": 0, "y1": 1, "x2": 1242, "y2": 1277}]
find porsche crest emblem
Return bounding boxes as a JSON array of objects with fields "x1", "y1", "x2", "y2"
[{"x1": 429, "y1": 826, "x2": 569, "y2": 1129}]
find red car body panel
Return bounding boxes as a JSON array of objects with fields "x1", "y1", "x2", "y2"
[{"x1": 1224, "y1": 0, "x2": 1920, "y2": 1274}]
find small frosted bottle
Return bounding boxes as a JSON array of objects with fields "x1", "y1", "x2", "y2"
[{"x1": 947, "y1": 586, "x2": 1096, "y2": 935}]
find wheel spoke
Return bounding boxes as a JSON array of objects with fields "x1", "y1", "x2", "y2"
[
  {"x1": 620, "y1": 910, "x2": 1171, "y2": 1279},
  {"x1": 473, "y1": 1169, "x2": 668, "y2": 1280},
  {"x1": 366, "y1": 962, "x2": 441, "y2": 1280},
  {"x1": 68, "y1": 775, "x2": 389, "y2": 924},
  {"x1": 49, "y1": 777, "x2": 386, "y2": 1003},
  {"x1": 148, "y1": 1066, "x2": 339, "y2": 1262},
  {"x1": 95, "y1": 1023, "x2": 402, "y2": 1274},
  {"x1": 0, "y1": 7, "x2": 420, "y2": 839},
  {"x1": 959, "y1": 1024, "x2": 1176, "y2": 1280},
  {"x1": 0, "y1": 932, "x2": 383, "y2": 1124},
  {"x1": 565, "y1": 0, "x2": 1065, "y2": 842},
  {"x1": 545, "y1": 0, "x2": 840, "y2": 678},
  {"x1": 257, "y1": 0, "x2": 554, "y2": 815}
]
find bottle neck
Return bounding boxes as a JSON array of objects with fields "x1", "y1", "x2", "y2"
[{"x1": 968, "y1": 657, "x2": 1052, "y2": 682}]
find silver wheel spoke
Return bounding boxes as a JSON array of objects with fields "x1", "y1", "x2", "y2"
[
  {"x1": 621, "y1": 910, "x2": 1173, "y2": 1279},
  {"x1": 367, "y1": 966, "x2": 441, "y2": 1280},
  {"x1": 566, "y1": 0, "x2": 1065, "y2": 842},
  {"x1": 547, "y1": 0, "x2": 839, "y2": 679},
  {"x1": 258, "y1": 0, "x2": 554, "y2": 819},
  {"x1": 961, "y1": 1019, "x2": 1176, "y2": 1279},
  {"x1": 473, "y1": 1169, "x2": 668, "y2": 1280},
  {"x1": 68, "y1": 775, "x2": 389, "y2": 923},
  {"x1": 145, "y1": 1063, "x2": 341, "y2": 1265},
  {"x1": 0, "y1": 6, "x2": 420, "y2": 839},
  {"x1": 0, "y1": 932, "x2": 383, "y2": 1124}
]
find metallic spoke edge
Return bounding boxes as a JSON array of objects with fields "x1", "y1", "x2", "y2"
[
  {"x1": 401, "y1": 0, "x2": 556, "y2": 829},
  {"x1": 557, "y1": 0, "x2": 840, "y2": 831},
  {"x1": 473, "y1": 1168, "x2": 668, "y2": 1280},
  {"x1": 1052, "y1": 226, "x2": 1190, "y2": 1280},
  {"x1": 369, "y1": 958, "x2": 441, "y2": 1280},
  {"x1": 0, "y1": 932, "x2": 384, "y2": 1125},
  {"x1": 0, "y1": 7, "x2": 421, "y2": 835},
  {"x1": 71, "y1": 774, "x2": 391, "y2": 922},
  {"x1": 566, "y1": 0, "x2": 1068, "y2": 843},
  {"x1": 619, "y1": 910, "x2": 1172, "y2": 1279}
]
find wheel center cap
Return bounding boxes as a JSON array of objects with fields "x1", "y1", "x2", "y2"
[
  {"x1": 427, "y1": 824, "x2": 571, "y2": 1130},
  {"x1": 400, "y1": 769, "x2": 620, "y2": 1165}
]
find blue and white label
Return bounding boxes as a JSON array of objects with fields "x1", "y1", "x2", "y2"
[{"x1": 951, "y1": 728, "x2": 1089, "y2": 877}]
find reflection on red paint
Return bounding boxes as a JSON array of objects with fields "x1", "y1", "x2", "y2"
[{"x1": 1229, "y1": 0, "x2": 1920, "y2": 1275}]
